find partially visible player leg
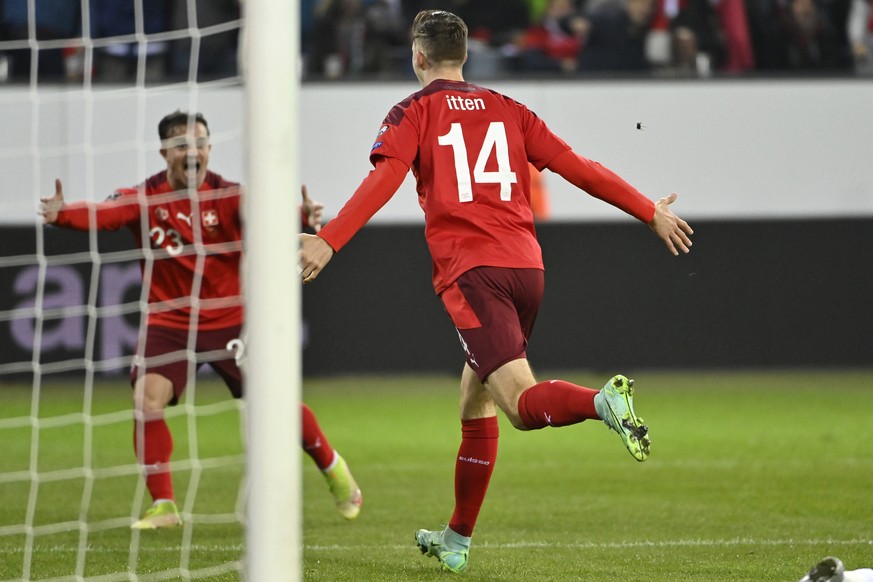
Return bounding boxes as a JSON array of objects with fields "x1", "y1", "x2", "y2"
[
  {"x1": 451, "y1": 267, "x2": 650, "y2": 460},
  {"x1": 513, "y1": 369, "x2": 650, "y2": 460},
  {"x1": 131, "y1": 372, "x2": 181, "y2": 529},
  {"x1": 516, "y1": 376, "x2": 600, "y2": 428},
  {"x1": 420, "y1": 266, "x2": 650, "y2": 573},
  {"x1": 218, "y1": 330, "x2": 363, "y2": 520},
  {"x1": 129, "y1": 326, "x2": 194, "y2": 529},
  {"x1": 301, "y1": 403, "x2": 362, "y2": 520},
  {"x1": 492, "y1": 363, "x2": 650, "y2": 461},
  {"x1": 300, "y1": 402, "x2": 336, "y2": 468},
  {"x1": 450, "y1": 364, "x2": 499, "y2": 538},
  {"x1": 417, "y1": 365, "x2": 495, "y2": 573},
  {"x1": 800, "y1": 556, "x2": 845, "y2": 582}
]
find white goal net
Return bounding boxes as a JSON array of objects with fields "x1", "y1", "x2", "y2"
[{"x1": 0, "y1": 1, "x2": 300, "y2": 579}]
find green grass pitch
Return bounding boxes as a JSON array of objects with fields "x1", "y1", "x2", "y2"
[{"x1": 1, "y1": 370, "x2": 871, "y2": 580}]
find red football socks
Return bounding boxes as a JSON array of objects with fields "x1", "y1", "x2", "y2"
[
  {"x1": 517, "y1": 380, "x2": 600, "y2": 429},
  {"x1": 133, "y1": 418, "x2": 175, "y2": 502},
  {"x1": 301, "y1": 403, "x2": 336, "y2": 470},
  {"x1": 449, "y1": 416, "x2": 499, "y2": 538}
]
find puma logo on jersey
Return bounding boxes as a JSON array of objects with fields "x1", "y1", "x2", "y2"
[
  {"x1": 456, "y1": 329, "x2": 479, "y2": 367},
  {"x1": 176, "y1": 212, "x2": 192, "y2": 226}
]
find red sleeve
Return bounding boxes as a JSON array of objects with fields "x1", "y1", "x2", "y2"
[
  {"x1": 55, "y1": 195, "x2": 141, "y2": 231},
  {"x1": 546, "y1": 150, "x2": 656, "y2": 223},
  {"x1": 318, "y1": 156, "x2": 408, "y2": 252},
  {"x1": 517, "y1": 101, "x2": 572, "y2": 171}
]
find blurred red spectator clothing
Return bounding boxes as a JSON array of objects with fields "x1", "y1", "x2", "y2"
[
  {"x1": 650, "y1": 0, "x2": 681, "y2": 31},
  {"x1": 470, "y1": 26, "x2": 494, "y2": 43},
  {"x1": 520, "y1": 23, "x2": 584, "y2": 60},
  {"x1": 716, "y1": 0, "x2": 755, "y2": 71}
]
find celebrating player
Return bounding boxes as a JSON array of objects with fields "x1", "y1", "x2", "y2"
[
  {"x1": 40, "y1": 110, "x2": 362, "y2": 528},
  {"x1": 297, "y1": 9, "x2": 693, "y2": 573}
]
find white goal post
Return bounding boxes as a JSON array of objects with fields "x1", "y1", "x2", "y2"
[
  {"x1": 242, "y1": 0, "x2": 302, "y2": 580},
  {"x1": 0, "y1": 0, "x2": 301, "y2": 579}
]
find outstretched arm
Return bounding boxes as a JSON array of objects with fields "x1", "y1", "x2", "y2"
[
  {"x1": 546, "y1": 150, "x2": 693, "y2": 255},
  {"x1": 648, "y1": 193, "x2": 693, "y2": 255},
  {"x1": 298, "y1": 234, "x2": 335, "y2": 282},
  {"x1": 39, "y1": 179, "x2": 66, "y2": 224},
  {"x1": 298, "y1": 156, "x2": 408, "y2": 283},
  {"x1": 39, "y1": 178, "x2": 138, "y2": 231}
]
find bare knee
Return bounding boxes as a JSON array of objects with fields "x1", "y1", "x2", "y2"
[
  {"x1": 459, "y1": 365, "x2": 497, "y2": 420},
  {"x1": 133, "y1": 374, "x2": 174, "y2": 417},
  {"x1": 484, "y1": 359, "x2": 536, "y2": 431},
  {"x1": 500, "y1": 401, "x2": 530, "y2": 431},
  {"x1": 482, "y1": 385, "x2": 529, "y2": 430},
  {"x1": 506, "y1": 413, "x2": 531, "y2": 431}
]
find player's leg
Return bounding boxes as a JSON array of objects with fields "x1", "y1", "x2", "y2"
[
  {"x1": 416, "y1": 364, "x2": 496, "y2": 573},
  {"x1": 486, "y1": 352, "x2": 650, "y2": 461},
  {"x1": 212, "y1": 327, "x2": 363, "y2": 520},
  {"x1": 300, "y1": 402, "x2": 336, "y2": 468},
  {"x1": 445, "y1": 267, "x2": 600, "y2": 430},
  {"x1": 130, "y1": 326, "x2": 189, "y2": 529},
  {"x1": 301, "y1": 403, "x2": 362, "y2": 520},
  {"x1": 449, "y1": 267, "x2": 650, "y2": 459},
  {"x1": 451, "y1": 366, "x2": 499, "y2": 536},
  {"x1": 419, "y1": 267, "x2": 534, "y2": 570},
  {"x1": 493, "y1": 359, "x2": 601, "y2": 429},
  {"x1": 130, "y1": 372, "x2": 182, "y2": 529}
]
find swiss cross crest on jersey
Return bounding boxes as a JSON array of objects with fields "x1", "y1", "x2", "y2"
[{"x1": 202, "y1": 209, "x2": 219, "y2": 227}]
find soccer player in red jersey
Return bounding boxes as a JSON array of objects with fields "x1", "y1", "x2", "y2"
[
  {"x1": 40, "y1": 110, "x2": 362, "y2": 528},
  {"x1": 298, "y1": 9, "x2": 694, "y2": 573}
]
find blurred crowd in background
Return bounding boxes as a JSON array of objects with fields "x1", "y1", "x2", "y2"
[{"x1": 1, "y1": 0, "x2": 872, "y2": 84}]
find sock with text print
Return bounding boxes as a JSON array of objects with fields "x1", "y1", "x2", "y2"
[{"x1": 449, "y1": 416, "x2": 499, "y2": 537}]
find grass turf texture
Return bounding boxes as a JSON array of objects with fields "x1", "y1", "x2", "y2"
[{"x1": 1, "y1": 370, "x2": 871, "y2": 580}]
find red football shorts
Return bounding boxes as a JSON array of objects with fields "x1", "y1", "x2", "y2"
[
  {"x1": 440, "y1": 267, "x2": 544, "y2": 383},
  {"x1": 130, "y1": 324, "x2": 244, "y2": 405}
]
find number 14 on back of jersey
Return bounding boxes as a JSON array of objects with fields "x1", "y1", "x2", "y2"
[{"x1": 438, "y1": 122, "x2": 518, "y2": 202}]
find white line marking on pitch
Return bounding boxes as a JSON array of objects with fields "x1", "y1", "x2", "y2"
[{"x1": 3, "y1": 538, "x2": 870, "y2": 555}]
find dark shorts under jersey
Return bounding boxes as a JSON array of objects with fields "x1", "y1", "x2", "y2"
[
  {"x1": 440, "y1": 267, "x2": 545, "y2": 383},
  {"x1": 130, "y1": 324, "x2": 243, "y2": 405}
]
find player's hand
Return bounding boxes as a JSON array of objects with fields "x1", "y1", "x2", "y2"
[
  {"x1": 39, "y1": 179, "x2": 66, "y2": 224},
  {"x1": 298, "y1": 233, "x2": 334, "y2": 283},
  {"x1": 648, "y1": 193, "x2": 693, "y2": 255},
  {"x1": 301, "y1": 184, "x2": 324, "y2": 233}
]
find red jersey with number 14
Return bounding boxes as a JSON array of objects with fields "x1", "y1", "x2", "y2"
[
  {"x1": 55, "y1": 171, "x2": 243, "y2": 330},
  {"x1": 370, "y1": 79, "x2": 571, "y2": 293}
]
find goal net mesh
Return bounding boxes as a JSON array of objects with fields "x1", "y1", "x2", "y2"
[{"x1": 0, "y1": 2, "x2": 251, "y2": 579}]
